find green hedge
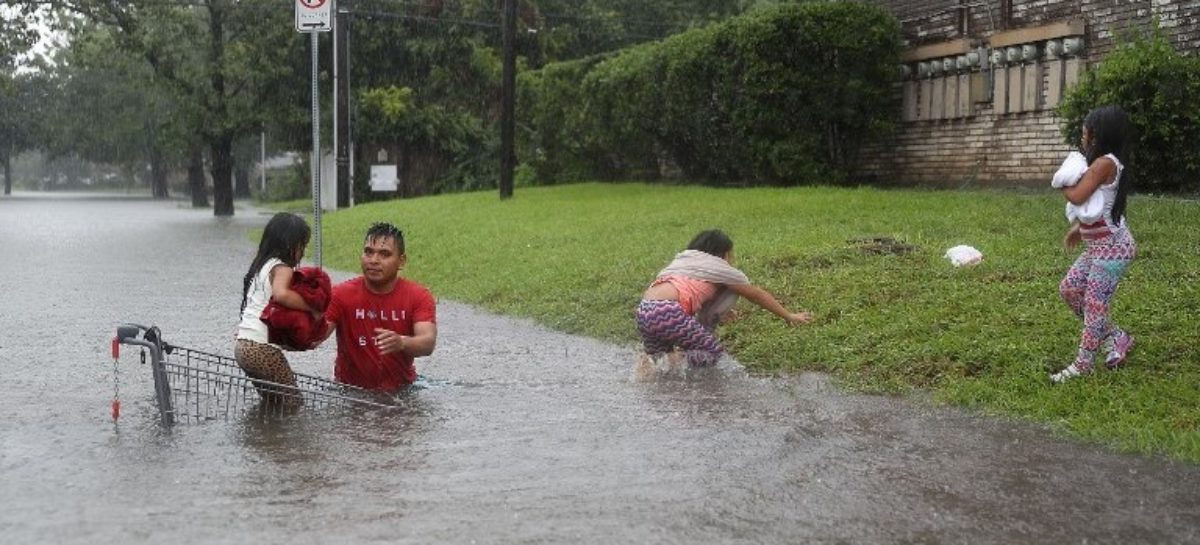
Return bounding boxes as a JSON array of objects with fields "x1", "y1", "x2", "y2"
[
  {"x1": 517, "y1": 57, "x2": 609, "y2": 184},
  {"x1": 518, "y1": 2, "x2": 903, "y2": 186},
  {"x1": 1058, "y1": 29, "x2": 1200, "y2": 194}
]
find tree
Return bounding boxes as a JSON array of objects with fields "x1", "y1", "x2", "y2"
[
  {"x1": 18, "y1": 0, "x2": 758, "y2": 203},
  {"x1": 0, "y1": 4, "x2": 41, "y2": 195},
  {"x1": 0, "y1": 3, "x2": 39, "y2": 66},
  {"x1": 0, "y1": 74, "x2": 39, "y2": 195},
  {"x1": 47, "y1": 0, "x2": 304, "y2": 215},
  {"x1": 39, "y1": 22, "x2": 185, "y2": 198}
]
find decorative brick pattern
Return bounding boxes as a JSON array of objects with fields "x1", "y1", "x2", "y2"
[{"x1": 860, "y1": 0, "x2": 1200, "y2": 186}]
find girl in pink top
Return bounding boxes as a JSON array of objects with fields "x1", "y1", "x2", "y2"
[{"x1": 636, "y1": 229, "x2": 811, "y2": 368}]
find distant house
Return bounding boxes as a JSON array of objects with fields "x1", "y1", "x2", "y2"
[{"x1": 858, "y1": 0, "x2": 1199, "y2": 187}]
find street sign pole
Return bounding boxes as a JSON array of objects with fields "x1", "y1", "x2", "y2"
[
  {"x1": 296, "y1": 0, "x2": 333, "y2": 267},
  {"x1": 310, "y1": 30, "x2": 322, "y2": 268}
]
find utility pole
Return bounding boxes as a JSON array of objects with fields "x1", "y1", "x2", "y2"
[
  {"x1": 334, "y1": 1, "x2": 351, "y2": 208},
  {"x1": 499, "y1": 0, "x2": 517, "y2": 200},
  {"x1": 310, "y1": 30, "x2": 322, "y2": 267}
]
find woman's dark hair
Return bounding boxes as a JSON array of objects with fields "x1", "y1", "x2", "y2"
[
  {"x1": 240, "y1": 213, "x2": 311, "y2": 314},
  {"x1": 687, "y1": 229, "x2": 734, "y2": 258},
  {"x1": 1083, "y1": 105, "x2": 1133, "y2": 223}
]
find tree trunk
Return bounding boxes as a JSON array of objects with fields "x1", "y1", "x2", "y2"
[
  {"x1": 151, "y1": 158, "x2": 169, "y2": 199},
  {"x1": 3, "y1": 148, "x2": 11, "y2": 195},
  {"x1": 149, "y1": 144, "x2": 169, "y2": 199},
  {"x1": 188, "y1": 146, "x2": 209, "y2": 208},
  {"x1": 207, "y1": 5, "x2": 235, "y2": 217},
  {"x1": 210, "y1": 136, "x2": 235, "y2": 216},
  {"x1": 145, "y1": 120, "x2": 169, "y2": 199}
]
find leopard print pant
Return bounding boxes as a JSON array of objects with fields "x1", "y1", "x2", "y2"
[{"x1": 234, "y1": 339, "x2": 299, "y2": 407}]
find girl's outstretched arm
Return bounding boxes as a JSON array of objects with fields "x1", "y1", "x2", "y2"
[
  {"x1": 727, "y1": 283, "x2": 812, "y2": 325},
  {"x1": 1061, "y1": 156, "x2": 1116, "y2": 205}
]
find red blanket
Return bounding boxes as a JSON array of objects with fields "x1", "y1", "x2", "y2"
[{"x1": 259, "y1": 266, "x2": 331, "y2": 350}]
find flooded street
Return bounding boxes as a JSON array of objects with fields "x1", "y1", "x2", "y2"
[{"x1": 1, "y1": 194, "x2": 1198, "y2": 544}]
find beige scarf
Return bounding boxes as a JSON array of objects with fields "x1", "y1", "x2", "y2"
[{"x1": 656, "y1": 249, "x2": 750, "y2": 328}]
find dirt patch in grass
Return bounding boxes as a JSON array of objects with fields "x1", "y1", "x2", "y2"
[{"x1": 848, "y1": 236, "x2": 919, "y2": 256}]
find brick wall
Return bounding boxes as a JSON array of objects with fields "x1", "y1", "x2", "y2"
[{"x1": 859, "y1": 0, "x2": 1200, "y2": 187}]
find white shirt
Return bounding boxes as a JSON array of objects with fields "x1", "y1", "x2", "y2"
[
  {"x1": 1066, "y1": 153, "x2": 1123, "y2": 225},
  {"x1": 235, "y1": 257, "x2": 283, "y2": 344}
]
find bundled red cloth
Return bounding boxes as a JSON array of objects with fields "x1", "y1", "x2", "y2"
[{"x1": 259, "y1": 266, "x2": 332, "y2": 350}]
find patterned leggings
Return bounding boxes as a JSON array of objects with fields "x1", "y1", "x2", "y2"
[
  {"x1": 635, "y1": 299, "x2": 724, "y2": 366},
  {"x1": 1059, "y1": 228, "x2": 1136, "y2": 369},
  {"x1": 234, "y1": 339, "x2": 299, "y2": 406}
]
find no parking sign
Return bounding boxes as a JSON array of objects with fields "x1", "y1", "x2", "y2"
[{"x1": 295, "y1": 0, "x2": 333, "y2": 32}]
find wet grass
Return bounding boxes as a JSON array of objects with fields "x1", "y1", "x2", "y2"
[{"x1": 287, "y1": 183, "x2": 1200, "y2": 462}]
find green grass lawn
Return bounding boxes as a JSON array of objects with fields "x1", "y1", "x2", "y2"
[{"x1": 284, "y1": 183, "x2": 1200, "y2": 462}]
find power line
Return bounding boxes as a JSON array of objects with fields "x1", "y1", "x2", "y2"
[{"x1": 349, "y1": 8, "x2": 500, "y2": 29}]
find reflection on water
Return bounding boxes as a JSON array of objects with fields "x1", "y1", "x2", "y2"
[
  {"x1": 2, "y1": 196, "x2": 1200, "y2": 544},
  {"x1": 232, "y1": 402, "x2": 434, "y2": 466}
]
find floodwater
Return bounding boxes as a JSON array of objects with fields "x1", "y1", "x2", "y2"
[{"x1": 1, "y1": 193, "x2": 1197, "y2": 544}]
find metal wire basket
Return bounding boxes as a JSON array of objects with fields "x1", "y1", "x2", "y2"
[{"x1": 113, "y1": 323, "x2": 394, "y2": 424}]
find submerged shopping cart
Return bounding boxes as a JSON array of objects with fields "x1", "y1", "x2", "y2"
[{"x1": 112, "y1": 323, "x2": 394, "y2": 425}]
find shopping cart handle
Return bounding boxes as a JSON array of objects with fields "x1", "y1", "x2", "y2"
[{"x1": 116, "y1": 324, "x2": 144, "y2": 342}]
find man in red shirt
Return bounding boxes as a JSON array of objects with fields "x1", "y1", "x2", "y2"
[{"x1": 319, "y1": 222, "x2": 437, "y2": 392}]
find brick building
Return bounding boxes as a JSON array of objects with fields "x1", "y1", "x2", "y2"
[{"x1": 858, "y1": 0, "x2": 1199, "y2": 187}]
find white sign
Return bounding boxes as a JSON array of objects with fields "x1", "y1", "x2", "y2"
[
  {"x1": 295, "y1": 0, "x2": 332, "y2": 32},
  {"x1": 370, "y1": 164, "x2": 398, "y2": 192},
  {"x1": 320, "y1": 150, "x2": 337, "y2": 211}
]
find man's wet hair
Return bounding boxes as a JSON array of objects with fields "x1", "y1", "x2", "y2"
[{"x1": 365, "y1": 222, "x2": 405, "y2": 254}]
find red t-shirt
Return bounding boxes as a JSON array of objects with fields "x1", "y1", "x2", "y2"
[{"x1": 325, "y1": 277, "x2": 436, "y2": 391}]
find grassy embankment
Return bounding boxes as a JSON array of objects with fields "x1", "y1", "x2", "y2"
[{"x1": 272, "y1": 183, "x2": 1200, "y2": 461}]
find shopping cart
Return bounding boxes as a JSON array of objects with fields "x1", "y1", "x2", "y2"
[{"x1": 112, "y1": 323, "x2": 394, "y2": 425}]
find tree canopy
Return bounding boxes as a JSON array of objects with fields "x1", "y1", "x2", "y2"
[{"x1": 7, "y1": 0, "x2": 769, "y2": 202}]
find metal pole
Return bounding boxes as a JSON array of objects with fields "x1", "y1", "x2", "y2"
[
  {"x1": 499, "y1": 0, "x2": 516, "y2": 200},
  {"x1": 335, "y1": 3, "x2": 351, "y2": 208},
  {"x1": 310, "y1": 31, "x2": 323, "y2": 268},
  {"x1": 347, "y1": 18, "x2": 354, "y2": 208}
]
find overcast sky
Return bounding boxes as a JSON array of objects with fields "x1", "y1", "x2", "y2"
[{"x1": 3, "y1": 4, "x2": 64, "y2": 71}]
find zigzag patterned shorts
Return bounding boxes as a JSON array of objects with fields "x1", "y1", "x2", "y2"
[{"x1": 635, "y1": 299, "x2": 723, "y2": 366}]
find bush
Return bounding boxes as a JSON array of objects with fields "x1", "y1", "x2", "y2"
[
  {"x1": 517, "y1": 57, "x2": 607, "y2": 184},
  {"x1": 1058, "y1": 29, "x2": 1200, "y2": 194},
  {"x1": 579, "y1": 42, "x2": 666, "y2": 180},
  {"x1": 518, "y1": 2, "x2": 902, "y2": 186}
]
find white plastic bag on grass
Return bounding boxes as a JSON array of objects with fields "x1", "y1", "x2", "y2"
[{"x1": 944, "y1": 245, "x2": 983, "y2": 267}]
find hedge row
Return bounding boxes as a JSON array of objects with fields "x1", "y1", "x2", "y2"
[
  {"x1": 518, "y1": 2, "x2": 903, "y2": 186},
  {"x1": 1058, "y1": 29, "x2": 1200, "y2": 194}
]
